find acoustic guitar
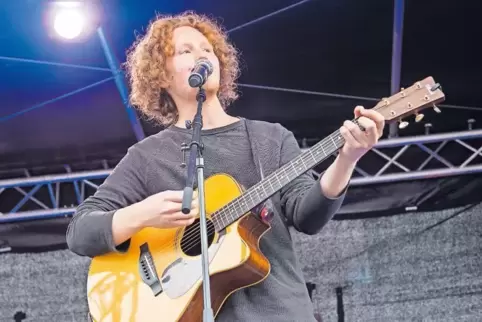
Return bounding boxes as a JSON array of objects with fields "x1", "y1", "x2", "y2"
[{"x1": 86, "y1": 77, "x2": 445, "y2": 321}]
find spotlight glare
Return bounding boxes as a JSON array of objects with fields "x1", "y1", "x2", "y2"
[{"x1": 53, "y1": 8, "x2": 85, "y2": 39}]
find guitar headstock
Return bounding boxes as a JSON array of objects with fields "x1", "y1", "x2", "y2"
[{"x1": 373, "y1": 76, "x2": 445, "y2": 129}]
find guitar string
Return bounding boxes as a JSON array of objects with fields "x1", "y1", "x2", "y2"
[
  {"x1": 156, "y1": 99, "x2": 416, "y2": 255},
  {"x1": 216, "y1": 132, "x2": 340, "y2": 224},
  {"x1": 209, "y1": 89, "x2": 434, "y2": 231},
  {"x1": 171, "y1": 108, "x2": 382, "y2": 247},
  {"x1": 205, "y1": 106, "x2": 387, "y2": 227},
  {"x1": 211, "y1": 130, "x2": 343, "y2": 225},
  {"x1": 168, "y1": 104, "x2": 391, "y2": 254},
  {"x1": 181, "y1": 82, "x2": 427, "y2": 242},
  {"x1": 166, "y1": 87, "x2": 437, "y2": 255},
  {"x1": 145, "y1": 133, "x2": 343, "y2": 256},
  {"x1": 159, "y1": 128, "x2": 352, "y2": 254}
]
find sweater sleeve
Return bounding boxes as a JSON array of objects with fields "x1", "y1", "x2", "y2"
[
  {"x1": 278, "y1": 128, "x2": 347, "y2": 235},
  {"x1": 66, "y1": 146, "x2": 149, "y2": 257}
]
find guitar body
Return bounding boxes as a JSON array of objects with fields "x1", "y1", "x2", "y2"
[
  {"x1": 86, "y1": 76, "x2": 446, "y2": 322},
  {"x1": 87, "y1": 174, "x2": 271, "y2": 322}
]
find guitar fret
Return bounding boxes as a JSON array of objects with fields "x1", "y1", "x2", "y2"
[
  {"x1": 318, "y1": 145, "x2": 324, "y2": 157},
  {"x1": 260, "y1": 183, "x2": 267, "y2": 196},
  {"x1": 267, "y1": 177, "x2": 274, "y2": 194},
  {"x1": 309, "y1": 149, "x2": 316, "y2": 163},
  {"x1": 208, "y1": 72, "x2": 449, "y2": 231},
  {"x1": 212, "y1": 130, "x2": 347, "y2": 230},
  {"x1": 279, "y1": 168, "x2": 287, "y2": 186},
  {"x1": 274, "y1": 172, "x2": 281, "y2": 188},
  {"x1": 299, "y1": 156, "x2": 307, "y2": 169},
  {"x1": 249, "y1": 190, "x2": 254, "y2": 205},
  {"x1": 282, "y1": 168, "x2": 292, "y2": 185},
  {"x1": 290, "y1": 162, "x2": 297, "y2": 178}
]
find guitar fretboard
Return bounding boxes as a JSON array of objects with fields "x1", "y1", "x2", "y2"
[{"x1": 212, "y1": 129, "x2": 346, "y2": 231}]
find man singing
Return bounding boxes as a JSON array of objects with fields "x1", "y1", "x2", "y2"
[{"x1": 67, "y1": 11, "x2": 384, "y2": 321}]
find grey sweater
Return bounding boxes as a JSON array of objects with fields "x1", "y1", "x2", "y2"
[{"x1": 67, "y1": 118, "x2": 346, "y2": 321}]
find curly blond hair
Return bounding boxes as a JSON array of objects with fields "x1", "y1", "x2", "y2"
[{"x1": 125, "y1": 12, "x2": 240, "y2": 126}]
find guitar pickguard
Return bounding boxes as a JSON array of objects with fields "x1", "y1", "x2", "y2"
[{"x1": 160, "y1": 229, "x2": 226, "y2": 299}]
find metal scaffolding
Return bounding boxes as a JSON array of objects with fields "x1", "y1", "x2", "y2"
[
  {"x1": 0, "y1": 1, "x2": 480, "y2": 224},
  {"x1": 1, "y1": 128, "x2": 481, "y2": 223}
]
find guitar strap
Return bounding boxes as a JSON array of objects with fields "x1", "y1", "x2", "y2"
[
  {"x1": 243, "y1": 118, "x2": 320, "y2": 226},
  {"x1": 243, "y1": 118, "x2": 284, "y2": 225},
  {"x1": 242, "y1": 118, "x2": 263, "y2": 182}
]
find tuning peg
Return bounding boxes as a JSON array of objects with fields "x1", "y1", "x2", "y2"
[
  {"x1": 433, "y1": 104, "x2": 441, "y2": 113},
  {"x1": 424, "y1": 123, "x2": 432, "y2": 135},
  {"x1": 468, "y1": 119, "x2": 475, "y2": 130},
  {"x1": 415, "y1": 113, "x2": 424, "y2": 122},
  {"x1": 399, "y1": 121, "x2": 409, "y2": 129},
  {"x1": 431, "y1": 83, "x2": 441, "y2": 91}
]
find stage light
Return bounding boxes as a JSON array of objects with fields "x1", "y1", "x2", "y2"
[
  {"x1": 45, "y1": 1, "x2": 100, "y2": 42},
  {"x1": 53, "y1": 6, "x2": 86, "y2": 39}
]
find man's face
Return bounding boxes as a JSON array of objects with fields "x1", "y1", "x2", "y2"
[{"x1": 165, "y1": 26, "x2": 221, "y2": 100}]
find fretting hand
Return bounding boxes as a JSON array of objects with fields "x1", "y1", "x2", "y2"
[{"x1": 339, "y1": 105, "x2": 385, "y2": 164}]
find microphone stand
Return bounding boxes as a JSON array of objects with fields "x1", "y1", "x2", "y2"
[{"x1": 181, "y1": 86, "x2": 214, "y2": 322}]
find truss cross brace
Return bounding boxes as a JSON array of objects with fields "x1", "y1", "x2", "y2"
[{"x1": 1, "y1": 130, "x2": 481, "y2": 223}]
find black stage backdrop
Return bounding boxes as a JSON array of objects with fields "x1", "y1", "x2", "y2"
[{"x1": 0, "y1": 202, "x2": 481, "y2": 321}]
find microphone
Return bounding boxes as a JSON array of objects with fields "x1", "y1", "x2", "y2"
[{"x1": 188, "y1": 59, "x2": 213, "y2": 88}]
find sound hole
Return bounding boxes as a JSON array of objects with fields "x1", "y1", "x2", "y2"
[{"x1": 180, "y1": 218, "x2": 216, "y2": 257}]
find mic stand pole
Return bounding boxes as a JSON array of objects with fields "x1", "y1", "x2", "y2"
[{"x1": 181, "y1": 87, "x2": 214, "y2": 322}]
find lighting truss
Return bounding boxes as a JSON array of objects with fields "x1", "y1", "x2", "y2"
[
  {"x1": 1, "y1": 128, "x2": 481, "y2": 223},
  {"x1": 332, "y1": 129, "x2": 482, "y2": 186},
  {"x1": 1, "y1": 0, "x2": 481, "y2": 224}
]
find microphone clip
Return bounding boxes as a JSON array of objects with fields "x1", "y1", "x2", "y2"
[
  {"x1": 180, "y1": 143, "x2": 188, "y2": 168},
  {"x1": 180, "y1": 140, "x2": 204, "y2": 168}
]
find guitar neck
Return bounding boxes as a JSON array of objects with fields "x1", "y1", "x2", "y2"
[
  {"x1": 212, "y1": 129, "x2": 345, "y2": 231},
  {"x1": 211, "y1": 75, "x2": 448, "y2": 230}
]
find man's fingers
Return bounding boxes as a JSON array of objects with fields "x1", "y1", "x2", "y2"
[
  {"x1": 162, "y1": 190, "x2": 184, "y2": 202},
  {"x1": 160, "y1": 190, "x2": 198, "y2": 202},
  {"x1": 161, "y1": 200, "x2": 198, "y2": 215},
  {"x1": 360, "y1": 108, "x2": 385, "y2": 124},
  {"x1": 175, "y1": 218, "x2": 197, "y2": 226},
  {"x1": 343, "y1": 121, "x2": 365, "y2": 147},
  {"x1": 354, "y1": 105, "x2": 364, "y2": 117},
  {"x1": 340, "y1": 124, "x2": 363, "y2": 149},
  {"x1": 163, "y1": 218, "x2": 195, "y2": 228},
  {"x1": 357, "y1": 117, "x2": 378, "y2": 144},
  {"x1": 165, "y1": 212, "x2": 196, "y2": 221},
  {"x1": 191, "y1": 197, "x2": 198, "y2": 209},
  {"x1": 161, "y1": 201, "x2": 183, "y2": 213},
  {"x1": 359, "y1": 108, "x2": 385, "y2": 137}
]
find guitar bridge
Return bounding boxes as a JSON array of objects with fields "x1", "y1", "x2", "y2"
[{"x1": 138, "y1": 243, "x2": 163, "y2": 296}]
